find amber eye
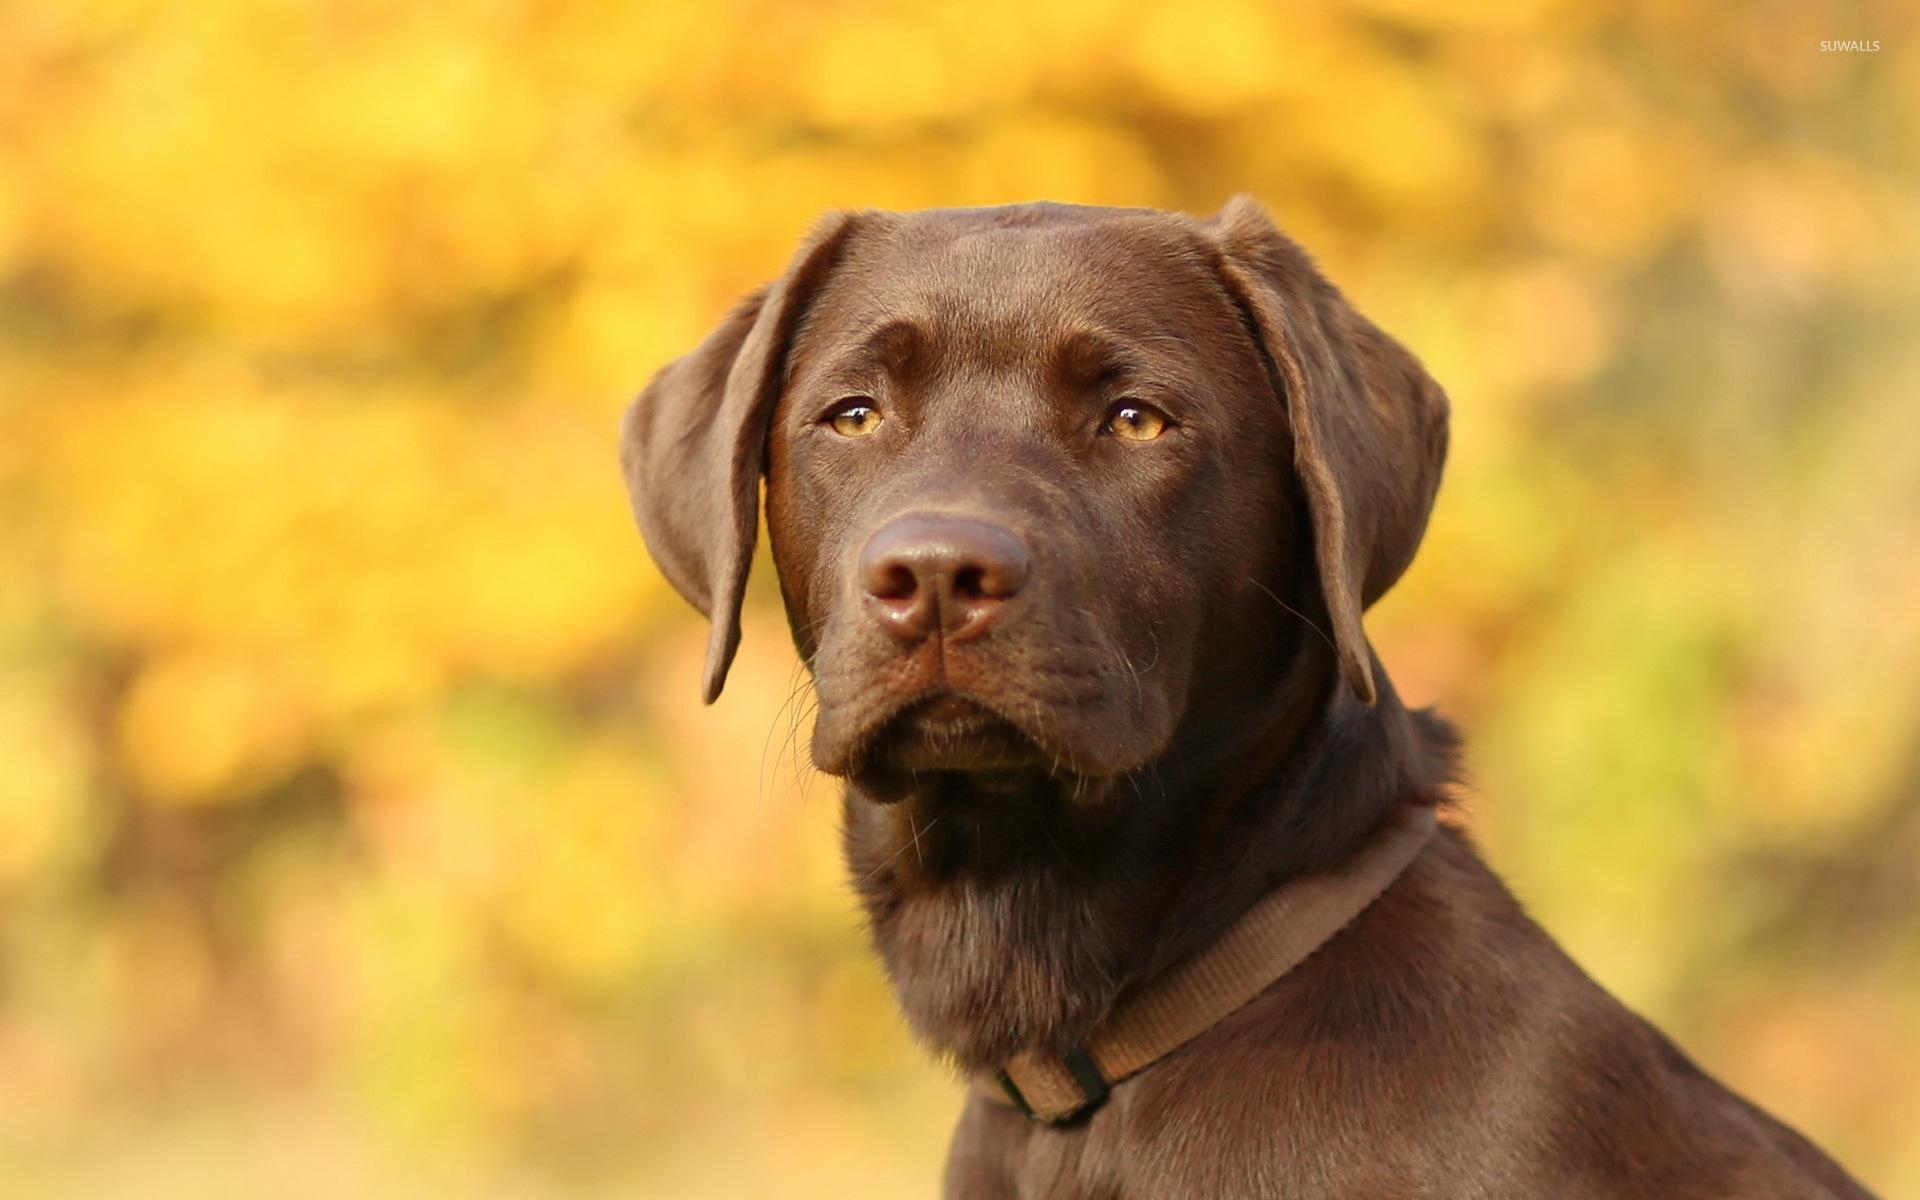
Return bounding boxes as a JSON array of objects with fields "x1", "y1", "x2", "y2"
[
  {"x1": 1101, "y1": 402, "x2": 1171, "y2": 442},
  {"x1": 822, "y1": 399, "x2": 883, "y2": 438}
]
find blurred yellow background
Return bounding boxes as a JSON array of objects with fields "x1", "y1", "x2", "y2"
[{"x1": 2, "y1": 0, "x2": 1917, "y2": 1195}]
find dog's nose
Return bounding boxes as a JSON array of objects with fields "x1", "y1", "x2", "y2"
[{"x1": 859, "y1": 515, "x2": 1030, "y2": 640}]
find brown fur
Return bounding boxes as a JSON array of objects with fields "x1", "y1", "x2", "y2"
[{"x1": 622, "y1": 199, "x2": 1874, "y2": 1198}]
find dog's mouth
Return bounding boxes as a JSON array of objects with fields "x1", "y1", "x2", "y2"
[
  {"x1": 865, "y1": 693, "x2": 1048, "y2": 774},
  {"x1": 809, "y1": 641, "x2": 1181, "y2": 800},
  {"x1": 822, "y1": 690, "x2": 1069, "y2": 803}
]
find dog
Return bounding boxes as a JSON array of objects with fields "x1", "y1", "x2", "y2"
[{"x1": 621, "y1": 198, "x2": 1874, "y2": 1198}]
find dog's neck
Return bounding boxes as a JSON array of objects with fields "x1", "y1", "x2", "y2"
[{"x1": 839, "y1": 656, "x2": 1458, "y2": 1072}]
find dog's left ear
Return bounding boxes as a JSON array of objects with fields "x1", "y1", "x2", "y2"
[
  {"x1": 620, "y1": 212, "x2": 862, "y2": 703},
  {"x1": 1205, "y1": 195, "x2": 1449, "y2": 705}
]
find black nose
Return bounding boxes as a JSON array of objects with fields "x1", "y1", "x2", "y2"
[{"x1": 859, "y1": 515, "x2": 1031, "y2": 640}]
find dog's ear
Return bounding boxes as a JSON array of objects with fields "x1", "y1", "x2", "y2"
[
  {"x1": 620, "y1": 212, "x2": 861, "y2": 703},
  {"x1": 1205, "y1": 195, "x2": 1449, "y2": 705}
]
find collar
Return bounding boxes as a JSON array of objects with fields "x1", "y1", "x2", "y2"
[{"x1": 973, "y1": 804, "x2": 1439, "y2": 1123}]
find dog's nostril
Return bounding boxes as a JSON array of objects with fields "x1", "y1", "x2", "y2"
[
  {"x1": 951, "y1": 564, "x2": 986, "y2": 600},
  {"x1": 871, "y1": 562, "x2": 918, "y2": 601}
]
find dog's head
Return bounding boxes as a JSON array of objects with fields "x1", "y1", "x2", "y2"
[{"x1": 622, "y1": 199, "x2": 1447, "y2": 802}]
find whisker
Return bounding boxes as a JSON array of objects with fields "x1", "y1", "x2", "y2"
[
  {"x1": 760, "y1": 659, "x2": 815, "y2": 806},
  {"x1": 860, "y1": 813, "x2": 945, "y2": 884},
  {"x1": 1248, "y1": 577, "x2": 1339, "y2": 658}
]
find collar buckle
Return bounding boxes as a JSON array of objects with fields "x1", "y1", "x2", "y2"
[{"x1": 998, "y1": 1044, "x2": 1109, "y2": 1123}]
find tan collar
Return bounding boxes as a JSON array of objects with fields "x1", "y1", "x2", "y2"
[{"x1": 975, "y1": 804, "x2": 1439, "y2": 1123}]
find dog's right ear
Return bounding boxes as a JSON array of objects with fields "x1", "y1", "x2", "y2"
[{"x1": 620, "y1": 212, "x2": 861, "y2": 704}]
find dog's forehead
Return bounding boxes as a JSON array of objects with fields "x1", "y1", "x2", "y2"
[{"x1": 814, "y1": 206, "x2": 1225, "y2": 346}]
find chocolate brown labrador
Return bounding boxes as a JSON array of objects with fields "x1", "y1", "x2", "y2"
[{"x1": 622, "y1": 199, "x2": 1874, "y2": 1198}]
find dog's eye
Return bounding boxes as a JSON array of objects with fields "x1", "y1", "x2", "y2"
[
  {"x1": 1101, "y1": 402, "x2": 1171, "y2": 442},
  {"x1": 822, "y1": 399, "x2": 884, "y2": 438}
]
